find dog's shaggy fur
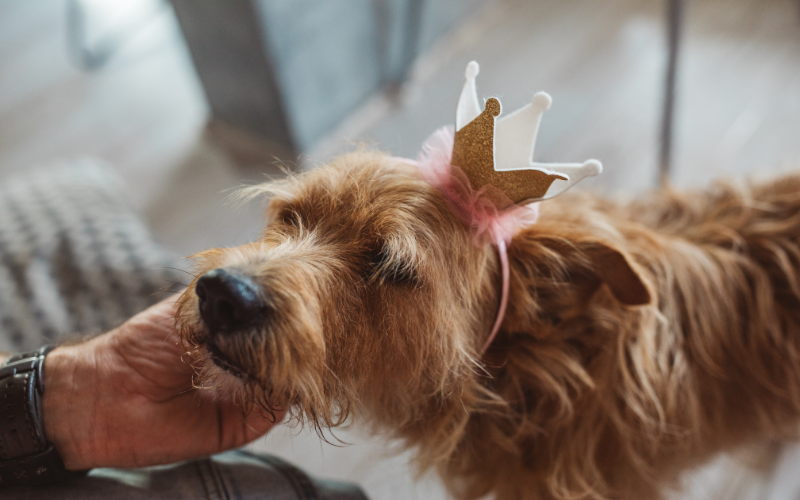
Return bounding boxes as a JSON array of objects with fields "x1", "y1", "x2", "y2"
[{"x1": 177, "y1": 151, "x2": 800, "y2": 500}]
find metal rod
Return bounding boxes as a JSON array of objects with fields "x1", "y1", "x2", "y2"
[{"x1": 659, "y1": 0, "x2": 684, "y2": 186}]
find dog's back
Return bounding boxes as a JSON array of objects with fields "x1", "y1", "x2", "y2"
[{"x1": 455, "y1": 173, "x2": 800, "y2": 499}]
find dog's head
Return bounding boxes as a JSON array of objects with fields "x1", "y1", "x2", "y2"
[
  {"x1": 178, "y1": 151, "x2": 499, "y2": 427},
  {"x1": 177, "y1": 150, "x2": 651, "y2": 479}
]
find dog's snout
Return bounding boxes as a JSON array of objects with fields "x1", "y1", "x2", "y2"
[{"x1": 196, "y1": 268, "x2": 265, "y2": 333}]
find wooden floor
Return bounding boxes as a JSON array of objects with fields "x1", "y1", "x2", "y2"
[{"x1": 2, "y1": 0, "x2": 800, "y2": 498}]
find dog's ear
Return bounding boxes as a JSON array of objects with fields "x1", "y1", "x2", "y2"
[{"x1": 582, "y1": 243, "x2": 651, "y2": 306}]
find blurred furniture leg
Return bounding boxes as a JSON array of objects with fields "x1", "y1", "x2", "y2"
[
  {"x1": 659, "y1": 0, "x2": 684, "y2": 185},
  {"x1": 169, "y1": 0, "x2": 481, "y2": 162},
  {"x1": 378, "y1": 0, "x2": 425, "y2": 91},
  {"x1": 169, "y1": 0, "x2": 298, "y2": 161}
]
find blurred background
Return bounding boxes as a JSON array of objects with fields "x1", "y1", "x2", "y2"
[{"x1": 2, "y1": 0, "x2": 800, "y2": 498}]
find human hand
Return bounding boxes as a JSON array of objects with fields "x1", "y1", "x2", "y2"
[{"x1": 41, "y1": 296, "x2": 283, "y2": 470}]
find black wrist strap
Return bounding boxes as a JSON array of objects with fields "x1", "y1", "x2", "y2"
[
  {"x1": 0, "y1": 445, "x2": 68, "y2": 486},
  {"x1": 0, "y1": 346, "x2": 73, "y2": 486}
]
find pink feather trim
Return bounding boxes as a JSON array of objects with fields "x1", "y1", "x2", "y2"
[{"x1": 412, "y1": 126, "x2": 539, "y2": 246}]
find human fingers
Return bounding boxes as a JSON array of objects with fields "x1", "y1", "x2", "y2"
[{"x1": 216, "y1": 399, "x2": 286, "y2": 450}]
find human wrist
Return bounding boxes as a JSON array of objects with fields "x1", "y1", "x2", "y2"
[
  {"x1": 0, "y1": 346, "x2": 78, "y2": 485},
  {"x1": 41, "y1": 342, "x2": 101, "y2": 471}
]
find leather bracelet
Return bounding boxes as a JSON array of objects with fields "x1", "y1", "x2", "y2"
[{"x1": 0, "y1": 346, "x2": 73, "y2": 486}]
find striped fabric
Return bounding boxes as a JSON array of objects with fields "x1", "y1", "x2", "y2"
[{"x1": 0, "y1": 160, "x2": 185, "y2": 352}]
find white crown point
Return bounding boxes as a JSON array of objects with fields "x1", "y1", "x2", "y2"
[
  {"x1": 532, "y1": 92, "x2": 552, "y2": 111},
  {"x1": 465, "y1": 61, "x2": 480, "y2": 80},
  {"x1": 494, "y1": 96, "x2": 550, "y2": 172},
  {"x1": 584, "y1": 159, "x2": 603, "y2": 176},
  {"x1": 456, "y1": 61, "x2": 482, "y2": 131},
  {"x1": 538, "y1": 159, "x2": 604, "y2": 199}
]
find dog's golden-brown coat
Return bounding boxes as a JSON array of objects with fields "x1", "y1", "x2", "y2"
[{"x1": 178, "y1": 151, "x2": 800, "y2": 499}]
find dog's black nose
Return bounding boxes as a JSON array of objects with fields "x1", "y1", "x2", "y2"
[{"x1": 196, "y1": 268, "x2": 265, "y2": 333}]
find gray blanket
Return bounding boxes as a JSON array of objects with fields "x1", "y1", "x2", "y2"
[{"x1": 0, "y1": 159, "x2": 185, "y2": 351}]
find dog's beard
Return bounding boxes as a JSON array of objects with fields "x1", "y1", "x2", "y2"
[
  {"x1": 180, "y1": 317, "x2": 352, "y2": 432},
  {"x1": 182, "y1": 317, "x2": 264, "y2": 381},
  {"x1": 184, "y1": 336, "x2": 286, "y2": 423},
  {"x1": 206, "y1": 339, "x2": 250, "y2": 379}
]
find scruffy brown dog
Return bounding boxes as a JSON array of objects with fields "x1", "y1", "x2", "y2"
[{"x1": 177, "y1": 151, "x2": 800, "y2": 500}]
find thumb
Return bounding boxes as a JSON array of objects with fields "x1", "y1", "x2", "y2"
[{"x1": 218, "y1": 400, "x2": 286, "y2": 448}]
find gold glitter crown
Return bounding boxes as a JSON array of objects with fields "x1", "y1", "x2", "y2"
[{"x1": 451, "y1": 61, "x2": 602, "y2": 209}]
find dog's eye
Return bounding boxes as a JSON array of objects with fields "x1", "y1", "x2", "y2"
[
  {"x1": 372, "y1": 247, "x2": 417, "y2": 286},
  {"x1": 280, "y1": 209, "x2": 300, "y2": 227}
]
